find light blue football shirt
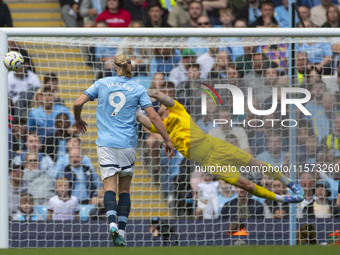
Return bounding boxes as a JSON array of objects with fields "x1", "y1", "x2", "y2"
[{"x1": 84, "y1": 75, "x2": 152, "y2": 148}]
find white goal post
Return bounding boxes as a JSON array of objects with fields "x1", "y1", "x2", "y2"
[{"x1": 2, "y1": 27, "x2": 340, "y2": 249}]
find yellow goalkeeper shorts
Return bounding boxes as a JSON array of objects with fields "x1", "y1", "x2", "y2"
[{"x1": 197, "y1": 136, "x2": 252, "y2": 185}]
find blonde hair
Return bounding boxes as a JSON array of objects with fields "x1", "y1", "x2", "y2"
[
  {"x1": 114, "y1": 54, "x2": 132, "y2": 78},
  {"x1": 32, "y1": 88, "x2": 43, "y2": 108}
]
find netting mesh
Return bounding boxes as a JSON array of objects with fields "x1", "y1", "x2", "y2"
[{"x1": 5, "y1": 35, "x2": 340, "y2": 247}]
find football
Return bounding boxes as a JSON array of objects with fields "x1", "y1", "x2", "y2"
[{"x1": 3, "y1": 51, "x2": 24, "y2": 71}]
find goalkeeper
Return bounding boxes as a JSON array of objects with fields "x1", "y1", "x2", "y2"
[{"x1": 137, "y1": 90, "x2": 305, "y2": 204}]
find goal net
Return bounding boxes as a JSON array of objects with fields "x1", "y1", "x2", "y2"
[{"x1": 4, "y1": 32, "x2": 340, "y2": 247}]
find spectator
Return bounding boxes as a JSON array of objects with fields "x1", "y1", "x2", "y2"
[
  {"x1": 322, "y1": 4, "x2": 340, "y2": 27},
  {"x1": 296, "y1": 51, "x2": 312, "y2": 86},
  {"x1": 8, "y1": 56, "x2": 40, "y2": 117},
  {"x1": 221, "y1": 19, "x2": 248, "y2": 62},
  {"x1": 43, "y1": 73, "x2": 65, "y2": 106},
  {"x1": 217, "y1": 180, "x2": 237, "y2": 215},
  {"x1": 228, "y1": 0, "x2": 248, "y2": 16},
  {"x1": 186, "y1": 15, "x2": 212, "y2": 55},
  {"x1": 297, "y1": 172, "x2": 316, "y2": 218},
  {"x1": 208, "y1": 109, "x2": 252, "y2": 154},
  {"x1": 8, "y1": 157, "x2": 29, "y2": 217},
  {"x1": 19, "y1": 134, "x2": 55, "y2": 177},
  {"x1": 54, "y1": 137, "x2": 93, "y2": 176},
  {"x1": 257, "y1": 134, "x2": 287, "y2": 167},
  {"x1": 167, "y1": 0, "x2": 191, "y2": 27},
  {"x1": 28, "y1": 86, "x2": 74, "y2": 138},
  {"x1": 197, "y1": 47, "x2": 220, "y2": 79},
  {"x1": 169, "y1": 48, "x2": 198, "y2": 87},
  {"x1": 311, "y1": 0, "x2": 333, "y2": 27},
  {"x1": 116, "y1": 21, "x2": 150, "y2": 77},
  {"x1": 195, "y1": 173, "x2": 219, "y2": 219},
  {"x1": 202, "y1": 0, "x2": 228, "y2": 25},
  {"x1": 47, "y1": 177, "x2": 80, "y2": 221},
  {"x1": 304, "y1": 81, "x2": 325, "y2": 124},
  {"x1": 176, "y1": 64, "x2": 203, "y2": 111},
  {"x1": 159, "y1": 149, "x2": 184, "y2": 198},
  {"x1": 95, "y1": 0, "x2": 131, "y2": 27},
  {"x1": 80, "y1": 0, "x2": 106, "y2": 27},
  {"x1": 59, "y1": 0, "x2": 83, "y2": 27},
  {"x1": 225, "y1": 63, "x2": 243, "y2": 89},
  {"x1": 12, "y1": 193, "x2": 43, "y2": 221},
  {"x1": 244, "y1": 53, "x2": 272, "y2": 107},
  {"x1": 207, "y1": 50, "x2": 230, "y2": 79},
  {"x1": 195, "y1": 97, "x2": 218, "y2": 133},
  {"x1": 11, "y1": 117, "x2": 27, "y2": 156},
  {"x1": 89, "y1": 187, "x2": 106, "y2": 220},
  {"x1": 217, "y1": 8, "x2": 234, "y2": 27},
  {"x1": 221, "y1": 187, "x2": 264, "y2": 220},
  {"x1": 56, "y1": 147, "x2": 102, "y2": 204},
  {"x1": 123, "y1": 0, "x2": 148, "y2": 25},
  {"x1": 299, "y1": 134, "x2": 319, "y2": 164},
  {"x1": 275, "y1": 0, "x2": 290, "y2": 27},
  {"x1": 313, "y1": 180, "x2": 334, "y2": 218},
  {"x1": 250, "y1": 0, "x2": 278, "y2": 27},
  {"x1": 264, "y1": 180, "x2": 289, "y2": 218},
  {"x1": 43, "y1": 112, "x2": 74, "y2": 162},
  {"x1": 312, "y1": 93, "x2": 336, "y2": 143},
  {"x1": 0, "y1": 0, "x2": 13, "y2": 27},
  {"x1": 298, "y1": 5, "x2": 311, "y2": 22},
  {"x1": 235, "y1": 45, "x2": 259, "y2": 76},
  {"x1": 264, "y1": 67, "x2": 279, "y2": 87},
  {"x1": 23, "y1": 152, "x2": 54, "y2": 205},
  {"x1": 146, "y1": 1, "x2": 170, "y2": 27},
  {"x1": 295, "y1": 24, "x2": 332, "y2": 74},
  {"x1": 321, "y1": 113, "x2": 340, "y2": 153},
  {"x1": 181, "y1": 1, "x2": 204, "y2": 27},
  {"x1": 149, "y1": 48, "x2": 181, "y2": 79},
  {"x1": 236, "y1": 0, "x2": 261, "y2": 26}
]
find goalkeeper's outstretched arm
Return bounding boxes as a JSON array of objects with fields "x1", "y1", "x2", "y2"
[{"x1": 148, "y1": 90, "x2": 175, "y2": 107}]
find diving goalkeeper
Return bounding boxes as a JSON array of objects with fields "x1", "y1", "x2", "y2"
[{"x1": 137, "y1": 90, "x2": 305, "y2": 204}]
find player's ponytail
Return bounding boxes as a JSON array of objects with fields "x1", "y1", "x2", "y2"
[{"x1": 114, "y1": 54, "x2": 132, "y2": 78}]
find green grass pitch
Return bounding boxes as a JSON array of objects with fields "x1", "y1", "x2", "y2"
[{"x1": 0, "y1": 246, "x2": 339, "y2": 255}]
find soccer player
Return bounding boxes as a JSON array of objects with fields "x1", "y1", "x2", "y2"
[
  {"x1": 137, "y1": 90, "x2": 305, "y2": 205},
  {"x1": 73, "y1": 54, "x2": 174, "y2": 246}
]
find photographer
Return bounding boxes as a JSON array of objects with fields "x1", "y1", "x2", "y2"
[{"x1": 149, "y1": 217, "x2": 178, "y2": 246}]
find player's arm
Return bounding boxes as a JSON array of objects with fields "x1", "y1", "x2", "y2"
[
  {"x1": 148, "y1": 90, "x2": 175, "y2": 107},
  {"x1": 73, "y1": 94, "x2": 90, "y2": 133},
  {"x1": 144, "y1": 106, "x2": 174, "y2": 159},
  {"x1": 136, "y1": 111, "x2": 152, "y2": 131}
]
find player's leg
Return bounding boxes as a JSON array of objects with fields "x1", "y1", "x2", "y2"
[
  {"x1": 102, "y1": 174, "x2": 121, "y2": 245},
  {"x1": 227, "y1": 175, "x2": 303, "y2": 203},
  {"x1": 247, "y1": 156, "x2": 305, "y2": 195},
  {"x1": 115, "y1": 175, "x2": 132, "y2": 246}
]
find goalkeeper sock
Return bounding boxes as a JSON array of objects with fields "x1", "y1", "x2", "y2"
[
  {"x1": 261, "y1": 161, "x2": 283, "y2": 180},
  {"x1": 104, "y1": 190, "x2": 117, "y2": 224},
  {"x1": 117, "y1": 193, "x2": 131, "y2": 231},
  {"x1": 250, "y1": 184, "x2": 276, "y2": 201}
]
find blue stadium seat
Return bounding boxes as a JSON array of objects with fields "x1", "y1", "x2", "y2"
[
  {"x1": 79, "y1": 205, "x2": 95, "y2": 221},
  {"x1": 34, "y1": 205, "x2": 48, "y2": 220}
]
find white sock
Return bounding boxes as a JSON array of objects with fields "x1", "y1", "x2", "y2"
[
  {"x1": 118, "y1": 229, "x2": 125, "y2": 237},
  {"x1": 110, "y1": 222, "x2": 118, "y2": 229}
]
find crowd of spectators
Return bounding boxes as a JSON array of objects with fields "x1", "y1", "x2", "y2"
[{"x1": 4, "y1": 0, "x2": 340, "y2": 221}]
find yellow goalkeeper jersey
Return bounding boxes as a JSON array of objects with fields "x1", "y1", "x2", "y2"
[{"x1": 150, "y1": 100, "x2": 214, "y2": 163}]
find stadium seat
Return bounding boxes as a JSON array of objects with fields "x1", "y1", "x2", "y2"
[
  {"x1": 34, "y1": 205, "x2": 48, "y2": 220},
  {"x1": 79, "y1": 205, "x2": 95, "y2": 221}
]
